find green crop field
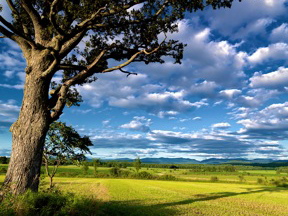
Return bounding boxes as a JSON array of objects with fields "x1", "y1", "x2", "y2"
[{"x1": 1, "y1": 164, "x2": 288, "y2": 215}]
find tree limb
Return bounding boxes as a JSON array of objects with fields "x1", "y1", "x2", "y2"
[
  {"x1": 59, "y1": 30, "x2": 86, "y2": 59},
  {"x1": 50, "y1": 50, "x2": 106, "y2": 121},
  {"x1": 119, "y1": 68, "x2": 137, "y2": 77},
  {"x1": 0, "y1": 25, "x2": 17, "y2": 42},
  {"x1": 20, "y1": 0, "x2": 43, "y2": 42},
  {"x1": 49, "y1": 0, "x2": 65, "y2": 36},
  {"x1": 58, "y1": 64, "x2": 86, "y2": 71},
  {"x1": 0, "y1": 16, "x2": 34, "y2": 46},
  {"x1": 101, "y1": 45, "x2": 162, "y2": 73}
]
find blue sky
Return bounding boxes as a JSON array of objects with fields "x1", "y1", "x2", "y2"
[{"x1": 1, "y1": 0, "x2": 288, "y2": 160}]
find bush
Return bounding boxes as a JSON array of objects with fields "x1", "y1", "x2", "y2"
[
  {"x1": 257, "y1": 178, "x2": 265, "y2": 184},
  {"x1": 270, "y1": 177, "x2": 288, "y2": 187},
  {"x1": 110, "y1": 167, "x2": 121, "y2": 177},
  {"x1": 210, "y1": 176, "x2": 219, "y2": 182},
  {"x1": 0, "y1": 167, "x2": 7, "y2": 173},
  {"x1": 134, "y1": 171, "x2": 155, "y2": 180},
  {"x1": 158, "y1": 174, "x2": 177, "y2": 181},
  {"x1": 0, "y1": 189, "x2": 99, "y2": 216}
]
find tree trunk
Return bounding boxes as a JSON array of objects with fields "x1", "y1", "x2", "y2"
[{"x1": 3, "y1": 61, "x2": 51, "y2": 194}]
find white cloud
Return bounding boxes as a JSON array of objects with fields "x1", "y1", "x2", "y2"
[
  {"x1": 250, "y1": 67, "x2": 288, "y2": 89},
  {"x1": 219, "y1": 89, "x2": 242, "y2": 99},
  {"x1": 205, "y1": 0, "x2": 286, "y2": 36},
  {"x1": 212, "y1": 122, "x2": 231, "y2": 129},
  {"x1": 0, "y1": 100, "x2": 20, "y2": 124},
  {"x1": 233, "y1": 18, "x2": 274, "y2": 39},
  {"x1": 237, "y1": 102, "x2": 288, "y2": 139},
  {"x1": 120, "y1": 116, "x2": 152, "y2": 132},
  {"x1": 248, "y1": 43, "x2": 288, "y2": 64},
  {"x1": 270, "y1": 23, "x2": 288, "y2": 43}
]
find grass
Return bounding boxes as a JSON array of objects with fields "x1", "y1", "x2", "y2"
[
  {"x1": 1, "y1": 165, "x2": 288, "y2": 215},
  {"x1": 45, "y1": 177, "x2": 288, "y2": 215}
]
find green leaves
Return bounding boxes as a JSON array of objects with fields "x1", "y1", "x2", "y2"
[{"x1": 44, "y1": 121, "x2": 92, "y2": 164}]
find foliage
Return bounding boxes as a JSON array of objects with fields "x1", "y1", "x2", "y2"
[
  {"x1": 210, "y1": 176, "x2": 219, "y2": 182},
  {"x1": 133, "y1": 157, "x2": 142, "y2": 173},
  {"x1": 0, "y1": 189, "x2": 99, "y2": 216},
  {"x1": 93, "y1": 158, "x2": 101, "y2": 176},
  {"x1": 0, "y1": 167, "x2": 7, "y2": 174},
  {"x1": 110, "y1": 167, "x2": 122, "y2": 177},
  {"x1": 0, "y1": 157, "x2": 9, "y2": 164},
  {"x1": 81, "y1": 162, "x2": 89, "y2": 175},
  {"x1": 43, "y1": 122, "x2": 92, "y2": 188}
]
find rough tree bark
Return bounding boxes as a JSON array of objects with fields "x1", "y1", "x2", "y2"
[{"x1": 3, "y1": 52, "x2": 52, "y2": 194}]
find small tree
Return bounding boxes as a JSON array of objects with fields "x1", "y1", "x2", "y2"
[
  {"x1": 134, "y1": 157, "x2": 142, "y2": 173},
  {"x1": 43, "y1": 122, "x2": 92, "y2": 188},
  {"x1": 93, "y1": 159, "x2": 101, "y2": 176},
  {"x1": 81, "y1": 161, "x2": 89, "y2": 175}
]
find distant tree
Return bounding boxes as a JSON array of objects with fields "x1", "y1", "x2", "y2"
[
  {"x1": 81, "y1": 161, "x2": 89, "y2": 175},
  {"x1": 134, "y1": 157, "x2": 142, "y2": 173},
  {"x1": 169, "y1": 165, "x2": 179, "y2": 170},
  {"x1": 43, "y1": 122, "x2": 92, "y2": 188},
  {"x1": 0, "y1": 157, "x2": 9, "y2": 164},
  {"x1": 93, "y1": 158, "x2": 101, "y2": 176},
  {"x1": 0, "y1": 0, "x2": 241, "y2": 194}
]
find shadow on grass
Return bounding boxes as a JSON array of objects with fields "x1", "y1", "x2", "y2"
[{"x1": 98, "y1": 186, "x2": 288, "y2": 216}]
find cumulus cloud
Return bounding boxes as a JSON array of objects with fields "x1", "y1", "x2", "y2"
[
  {"x1": 249, "y1": 67, "x2": 288, "y2": 89},
  {"x1": 247, "y1": 43, "x2": 288, "y2": 64},
  {"x1": 120, "y1": 116, "x2": 152, "y2": 132},
  {"x1": 270, "y1": 23, "x2": 288, "y2": 43},
  {"x1": 0, "y1": 100, "x2": 20, "y2": 124},
  {"x1": 212, "y1": 122, "x2": 231, "y2": 129},
  {"x1": 219, "y1": 89, "x2": 242, "y2": 99},
  {"x1": 205, "y1": 0, "x2": 286, "y2": 37},
  {"x1": 237, "y1": 102, "x2": 288, "y2": 139}
]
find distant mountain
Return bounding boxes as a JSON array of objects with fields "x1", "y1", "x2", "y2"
[
  {"x1": 101, "y1": 157, "x2": 200, "y2": 164},
  {"x1": 90, "y1": 157, "x2": 287, "y2": 165}
]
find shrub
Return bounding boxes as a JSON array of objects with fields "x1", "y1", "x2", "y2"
[
  {"x1": 210, "y1": 176, "x2": 219, "y2": 182},
  {"x1": 257, "y1": 178, "x2": 265, "y2": 184},
  {"x1": 81, "y1": 162, "x2": 89, "y2": 175},
  {"x1": 158, "y1": 174, "x2": 177, "y2": 181},
  {"x1": 110, "y1": 167, "x2": 121, "y2": 177},
  {"x1": 0, "y1": 189, "x2": 99, "y2": 216},
  {"x1": 136, "y1": 171, "x2": 155, "y2": 180},
  {"x1": 0, "y1": 167, "x2": 7, "y2": 173}
]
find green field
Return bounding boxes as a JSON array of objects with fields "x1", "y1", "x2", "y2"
[{"x1": 1, "y1": 164, "x2": 288, "y2": 215}]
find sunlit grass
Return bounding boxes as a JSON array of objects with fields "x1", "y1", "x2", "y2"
[{"x1": 51, "y1": 177, "x2": 288, "y2": 216}]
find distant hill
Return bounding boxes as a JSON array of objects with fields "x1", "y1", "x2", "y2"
[{"x1": 96, "y1": 157, "x2": 287, "y2": 165}]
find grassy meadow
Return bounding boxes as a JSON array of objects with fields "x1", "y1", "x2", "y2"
[{"x1": 1, "y1": 164, "x2": 288, "y2": 215}]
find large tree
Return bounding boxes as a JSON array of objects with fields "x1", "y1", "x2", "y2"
[{"x1": 0, "y1": 0, "x2": 240, "y2": 194}]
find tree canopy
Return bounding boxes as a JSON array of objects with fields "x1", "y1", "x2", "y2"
[{"x1": 0, "y1": 0, "x2": 240, "y2": 121}]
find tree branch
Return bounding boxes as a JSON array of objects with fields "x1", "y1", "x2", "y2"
[
  {"x1": 20, "y1": 0, "x2": 43, "y2": 42},
  {"x1": 101, "y1": 45, "x2": 162, "y2": 74},
  {"x1": 59, "y1": 30, "x2": 86, "y2": 59},
  {"x1": 76, "y1": 5, "x2": 108, "y2": 29},
  {"x1": 0, "y1": 25, "x2": 17, "y2": 42},
  {"x1": 49, "y1": 0, "x2": 65, "y2": 36},
  {"x1": 0, "y1": 16, "x2": 34, "y2": 46},
  {"x1": 119, "y1": 68, "x2": 137, "y2": 77},
  {"x1": 50, "y1": 50, "x2": 106, "y2": 121},
  {"x1": 58, "y1": 64, "x2": 86, "y2": 71}
]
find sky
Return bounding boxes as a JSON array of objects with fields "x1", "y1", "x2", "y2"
[{"x1": 1, "y1": 0, "x2": 288, "y2": 160}]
